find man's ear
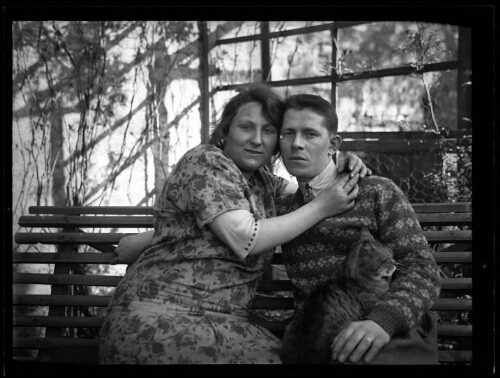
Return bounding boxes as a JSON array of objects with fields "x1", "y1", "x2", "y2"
[{"x1": 328, "y1": 134, "x2": 342, "y2": 156}]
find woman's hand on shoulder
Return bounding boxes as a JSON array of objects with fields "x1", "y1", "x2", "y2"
[
  {"x1": 313, "y1": 173, "x2": 359, "y2": 217},
  {"x1": 337, "y1": 154, "x2": 372, "y2": 178}
]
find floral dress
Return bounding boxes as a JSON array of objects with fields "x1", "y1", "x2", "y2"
[{"x1": 99, "y1": 145, "x2": 287, "y2": 364}]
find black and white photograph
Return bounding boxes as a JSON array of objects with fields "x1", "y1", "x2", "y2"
[{"x1": 3, "y1": 5, "x2": 496, "y2": 377}]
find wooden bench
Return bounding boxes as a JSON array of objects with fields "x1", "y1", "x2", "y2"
[{"x1": 13, "y1": 202, "x2": 472, "y2": 365}]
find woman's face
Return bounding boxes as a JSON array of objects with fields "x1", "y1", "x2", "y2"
[{"x1": 224, "y1": 102, "x2": 279, "y2": 179}]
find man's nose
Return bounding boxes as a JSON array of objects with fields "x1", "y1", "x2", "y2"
[{"x1": 292, "y1": 134, "x2": 304, "y2": 149}]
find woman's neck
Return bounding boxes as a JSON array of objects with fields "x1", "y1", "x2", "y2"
[{"x1": 242, "y1": 171, "x2": 254, "y2": 181}]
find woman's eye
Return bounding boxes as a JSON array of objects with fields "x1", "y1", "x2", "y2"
[{"x1": 263, "y1": 127, "x2": 277, "y2": 134}]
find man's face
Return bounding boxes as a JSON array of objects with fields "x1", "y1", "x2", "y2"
[{"x1": 280, "y1": 108, "x2": 341, "y2": 182}]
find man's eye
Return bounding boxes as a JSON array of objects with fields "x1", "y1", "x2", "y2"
[
  {"x1": 307, "y1": 133, "x2": 317, "y2": 138},
  {"x1": 281, "y1": 131, "x2": 293, "y2": 137}
]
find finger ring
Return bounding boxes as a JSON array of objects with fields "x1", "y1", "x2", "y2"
[{"x1": 348, "y1": 194, "x2": 355, "y2": 202}]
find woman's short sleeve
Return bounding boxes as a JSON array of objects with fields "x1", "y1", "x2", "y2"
[{"x1": 164, "y1": 146, "x2": 251, "y2": 228}]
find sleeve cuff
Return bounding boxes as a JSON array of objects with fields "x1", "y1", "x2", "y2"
[{"x1": 209, "y1": 210, "x2": 261, "y2": 260}]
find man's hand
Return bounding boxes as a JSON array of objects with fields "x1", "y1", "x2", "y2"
[
  {"x1": 331, "y1": 319, "x2": 390, "y2": 364},
  {"x1": 337, "y1": 154, "x2": 372, "y2": 178},
  {"x1": 110, "y1": 231, "x2": 154, "y2": 265}
]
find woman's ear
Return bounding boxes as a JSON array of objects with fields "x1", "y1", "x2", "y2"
[{"x1": 218, "y1": 130, "x2": 228, "y2": 149}]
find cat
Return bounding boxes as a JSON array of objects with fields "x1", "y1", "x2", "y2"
[{"x1": 282, "y1": 227, "x2": 396, "y2": 364}]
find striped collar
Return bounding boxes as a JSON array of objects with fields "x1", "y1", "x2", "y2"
[{"x1": 297, "y1": 160, "x2": 338, "y2": 202}]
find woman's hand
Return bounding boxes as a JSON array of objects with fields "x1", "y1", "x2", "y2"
[
  {"x1": 110, "y1": 231, "x2": 154, "y2": 265},
  {"x1": 331, "y1": 320, "x2": 390, "y2": 364},
  {"x1": 337, "y1": 154, "x2": 372, "y2": 178},
  {"x1": 313, "y1": 172, "x2": 359, "y2": 218}
]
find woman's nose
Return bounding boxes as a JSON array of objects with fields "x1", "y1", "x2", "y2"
[{"x1": 250, "y1": 131, "x2": 262, "y2": 145}]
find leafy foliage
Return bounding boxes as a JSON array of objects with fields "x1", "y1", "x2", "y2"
[{"x1": 424, "y1": 130, "x2": 472, "y2": 202}]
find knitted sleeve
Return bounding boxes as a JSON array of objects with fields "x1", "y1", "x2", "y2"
[{"x1": 363, "y1": 177, "x2": 442, "y2": 337}]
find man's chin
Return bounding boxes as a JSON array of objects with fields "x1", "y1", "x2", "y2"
[{"x1": 285, "y1": 168, "x2": 305, "y2": 179}]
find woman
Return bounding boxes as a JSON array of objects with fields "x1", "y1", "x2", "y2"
[{"x1": 99, "y1": 84, "x2": 368, "y2": 364}]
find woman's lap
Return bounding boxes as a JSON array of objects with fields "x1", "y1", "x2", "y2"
[{"x1": 99, "y1": 306, "x2": 282, "y2": 364}]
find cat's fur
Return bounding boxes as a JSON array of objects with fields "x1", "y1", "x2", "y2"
[{"x1": 282, "y1": 227, "x2": 396, "y2": 364}]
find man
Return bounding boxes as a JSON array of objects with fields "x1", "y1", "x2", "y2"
[{"x1": 277, "y1": 94, "x2": 441, "y2": 365}]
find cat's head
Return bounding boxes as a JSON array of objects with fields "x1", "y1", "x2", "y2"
[{"x1": 344, "y1": 227, "x2": 396, "y2": 285}]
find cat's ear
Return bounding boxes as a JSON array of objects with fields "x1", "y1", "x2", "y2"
[
  {"x1": 362, "y1": 240, "x2": 373, "y2": 254},
  {"x1": 360, "y1": 227, "x2": 373, "y2": 240}
]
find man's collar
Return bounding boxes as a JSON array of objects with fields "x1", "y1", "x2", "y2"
[{"x1": 297, "y1": 160, "x2": 338, "y2": 199}]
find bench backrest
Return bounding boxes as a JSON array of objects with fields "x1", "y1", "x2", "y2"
[{"x1": 13, "y1": 203, "x2": 472, "y2": 364}]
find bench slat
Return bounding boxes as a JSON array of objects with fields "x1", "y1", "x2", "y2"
[
  {"x1": 411, "y1": 203, "x2": 471, "y2": 213},
  {"x1": 28, "y1": 203, "x2": 471, "y2": 215},
  {"x1": 270, "y1": 252, "x2": 472, "y2": 265},
  {"x1": 13, "y1": 252, "x2": 117, "y2": 264},
  {"x1": 433, "y1": 252, "x2": 472, "y2": 264},
  {"x1": 13, "y1": 336, "x2": 99, "y2": 349},
  {"x1": 12, "y1": 251, "x2": 473, "y2": 265},
  {"x1": 13, "y1": 316, "x2": 473, "y2": 338},
  {"x1": 13, "y1": 274, "x2": 472, "y2": 290},
  {"x1": 431, "y1": 298, "x2": 472, "y2": 311},
  {"x1": 13, "y1": 248, "x2": 469, "y2": 265},
  {"x1": 251, "y1": 296, "x2": 294, "y2": 309},
  {"x1": 12, "y1": 336, "x2": 473, "y2": 364},
  {"x1": 13, "y1": 294, "x2": 472, "y2": 311},
  {"x1": 13, "y1": 294, "x2": 112, "y2": 307},
  {"x1": 19, "y1": 215, "x2": 154, "y2": 228},
  {"x1": 437, "y1": 350, "x2": 473, "y2": 364},
  {"x1": 17, "y1": 213, "x2": 471, "y2": 228},
  {"x1": 416, "y1": 213, "x2": 471, "y2": 225},
  {"x1": 440, "y1": 278, "x2": 472, "y2": 290},
  {"x1": 250, "y1": 318, "x2": 472, "y2": 338},
  {"x1": 14, "y1": 315, "x2": 104, "y2": 327},
  {"x1": 257, "y1": 278, "x2": 473, "y2": 291},
  {"x1": 15, "y1": 233, "x2": 134, "y2": 244},
  {"x1": 13, "y1": 273, "x2": 122, "y2": 287},
  {"x1": 29, "y1": 206, "x2": 155, "y2": 215},
  {"x1": 14, "y1": 230, "x2": 472, "y2": 245},
  {"x1": 437, "y1": 324, "x2": 473, "y2": 337},
  {"x1": 424, "y1": 230, "x2": 472, "y2": 243}
]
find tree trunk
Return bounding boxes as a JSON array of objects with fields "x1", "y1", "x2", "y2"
[
  {"x1": 49, "y1": 97, "x2": 67, "y2": 208},
  {"x1": 148, "y1": 36, "x2": 170, "y2": 196},
  {"x1": 153, "y1": 98, "x2": 170, "y2": 195},
  {"x1": 42, "y1": 96, "x2": 73, "y2": 359}
]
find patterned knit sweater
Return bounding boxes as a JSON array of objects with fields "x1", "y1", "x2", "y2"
[{"x1": 276, "y1": 175, "x2": 441, "y2": 338}]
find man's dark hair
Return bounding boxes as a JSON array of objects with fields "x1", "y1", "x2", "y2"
[{"x1": 283, "y1": 94, "x2": 338, "y2": 134}]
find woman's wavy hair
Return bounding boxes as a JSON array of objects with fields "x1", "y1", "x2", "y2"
[{"x1": 209, "y1": 83, "x2": 284, "y2": 156}]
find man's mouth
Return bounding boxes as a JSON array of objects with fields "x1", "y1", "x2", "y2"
[
  {"x1": 288, "y1": 156, "x2": 307, "y2": 161},
  {"x1": 245, "y1": 149, "x2": 263, "y2": 155}
]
